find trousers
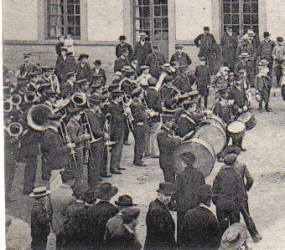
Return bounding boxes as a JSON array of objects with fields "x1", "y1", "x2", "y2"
[
  {"x1": 216, "y1": 207, "x2": 240, "y2": 233},
  {"x1": 110, "y1": 131, "x2": 124, "y2": 171},
  {"x1": 133, "y1": 123, "x2": 146, "y2": 164},
  {"x1": 23, "y1": 156, "x2": 38, "y2": 195}
]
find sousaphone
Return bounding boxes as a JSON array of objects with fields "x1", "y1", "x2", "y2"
[{"x1": 27, "y1": 104, "x2": 54, "y2": 131}]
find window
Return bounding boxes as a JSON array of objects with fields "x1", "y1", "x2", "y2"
[
  {"x1": 222, "y1": 0, "x2": 258, "y2": 36},
  {"x1": 47, "y1": 0, "x2": 80, "y2": 39}
]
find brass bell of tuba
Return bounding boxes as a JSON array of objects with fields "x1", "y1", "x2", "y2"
[
  {"x1": 7, "y1": 122, "x2": 23, "y2": 137},
  {"x1": 27, "y1": 104, "x2": 54, "y2": 131}
]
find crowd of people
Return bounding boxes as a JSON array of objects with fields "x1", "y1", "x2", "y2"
[{"x1": 3, "y1": 25, "x2": 285, "y2": 249}]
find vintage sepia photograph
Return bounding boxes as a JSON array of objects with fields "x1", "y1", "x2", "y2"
[{"x1": 2, "y1": 0, "x2": 285, "y2": 249}]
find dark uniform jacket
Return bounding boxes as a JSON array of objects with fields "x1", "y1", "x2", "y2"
[
  {"x1": 60, "y1": 80, "x2": 78, "y2": 99},
  {"x1": 173, "y1": 71, "x2": 195, "y2": 94},
  {"x1": 144, "y1": 199, "x2": 176, "y2": 250},
  {"x1": 91, "y1": 68, "x2": 107, "y2": 88},
  {"x1": 233, "y1": 161, "x2": 253, "y2": 195},
  {"x1": 56, "y1": 42, "x2": 64, "y2": 56},
  {"x1": 145, "y1": 52, "x2": 166, "y2": 79},
  {"x1": 221, "y1": 33, "x2": 238, "y2": 63},
  {"x1": 194, "y1": 33, "x2": 218, "y2": 57},
  {"x1": 195, "y1": 65, "x2": 211, "y2": 96},
  {"x1": 86, "y1": 200, "x2": 119, "y2": 249},
  {"x1": 84, "y1": 110, "x2": 105, "y2": 139},
  {"x1": 116, "y1": 42, "x2": 133, "y2": 59},
  {"x1": 19, "y1": 63, "x2": 41, "y2": 78},
  {"x1": 180, "y1": 205, "x2": 221, "y2": 250},
  {"x1": 133, "y1": 41, "x2": 153, "y2": 66},
  {"x1": 236, "y1": 43, "x2": 255, "y2": 58},
  {"x1": 20, "y1": 129, "x2": 42, "y2": 158},
  {"x1": 75, "y1": 62, "x2": 92, "y2": 81},
  {"x1": 254, "y1": 74, "x2": 271, "y2": 103},
  {"x1": 258, "y1": 40, "x2": 275, "y2": 62},
  {"x1": 160, "y1": 84, "x2": 179, "y2": 109},
  {"x1": 144, "y1": 87, "x2": 163, "y2": 113},
  {"x1": 104, "y1": 224, "x2": 142, "y2": 250},
  {"x1": 114, "y1": 57, "x2": 130, "y2": 72},
  {"x1": 55, "y1": 55, "x2": 76, "y2": 82},
  {"x1": 228, "y1": 85, "x2": 248, "y2": 110},
  {"x1": 212, "y1": 165, "x2": 246, "y2": 211},
  {"x1": 120, "y1": 78, "x2": 138, "y2": 95},
  {"x1": 170, "y1": 52, "x2": 192, "y2": 66},
  {"x1": 130, "y1": 99, "x2": 148, "y2": 124}
]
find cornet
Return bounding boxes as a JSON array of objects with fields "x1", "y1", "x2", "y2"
[
  {"x1": 71, "y1": 92, "x2": 87, "y2": 107},
  {"x1": 24, "y1": 91, "x2": 38, "y2": 103}
]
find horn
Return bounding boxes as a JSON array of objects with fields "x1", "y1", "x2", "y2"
[
  {"x1": 3, "y1": 100, "x2": 13, "y2": 113},
  {"x1": 24, "y1": 91, "x2": 38, "y2": 103},
  {"x1": 7, "y1": 122, "x2": 23, "y2": 137},
  {"x1": 27, "y1": 104, "x2": 53, "y2": 131},
  {"x1": 10, "y1": 93, "x2": 22, "y2": 106},
  {"x1": 71, "y1": 92, "x2": 87, "y2": 106}
]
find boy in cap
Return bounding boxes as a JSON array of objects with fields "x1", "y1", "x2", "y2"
[
  {"x1": 30, "y1": 187, "x2": 52, "y2": 250},
  {"x1": 145, "y1": 44, "x2": 166, "y2": 79},
  {"x1": 170, "y1": 44, "x2": 192, "y2": 67},
  {"x1": 104, "y1": 207, "x2": 141, "y2": 250},
  {"x1": 213, "y1": 154, "x2": 246, "y2": 233},
  {"x1": 180, "y1": 184, "x2": 221, "y2": 249},
  {"x1": 133, "y1": 32, "x2": 153, "y2": 66},
  {"x1": 273, "y1": 37, "x2": 285, "y2": 86},
  {"x1": 75, "y1": 53, "x2": 92, "y2": 81},
  {"x1": 144, "y1": 182, "x2": 177, "y2": 249},
  {"x1": 255, "y1": 59, "x2": 272, "y2": 112},
  {"x1": 116, "y1": 35, "x2": 133, "y2": 59}
]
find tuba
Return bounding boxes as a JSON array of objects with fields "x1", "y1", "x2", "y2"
[
  {"x1": 24, "y1": 91, "x2": 38, "y2": 103},
  {"x1": 71, "y1": 92, "x2": 87, "y2": 107},
  {"x1": 27, "y1": 104, "x2": 54, "y2": 131},
  {"x1": 7, "y1": 122, "x2": 23, "y2": 137}
]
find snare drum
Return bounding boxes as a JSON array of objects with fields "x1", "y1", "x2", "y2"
[
  {"x1": 227, "y1": 121, "x2": 246, "y2": 141},
  {"x1": 237, "y1": 111, "x2": 256, "y2": 130}
]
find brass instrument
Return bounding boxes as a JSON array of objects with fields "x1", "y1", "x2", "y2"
[
  {"x1": 3, "y1": 100, "x2": 13, "y2": 113},
  {"x1": 7, "y1": 122, "x2": 23, "y2": 137},
  {"x1": 155, "y1": 71, "x2": 168, "y2": 91},
  {"x1": 24, "y1": 91, "x2": 38, "y2": 103},
  {"x1": 10, "y1": 93, "x2": 22, "y2": 106},
  {"x1": 71, "y1": 92, "x2": 87, "y2": 107},
  {"x1": 81, "y1": 111, "x2": 102, "y2": 144},
  {"x1": 27, "y1": 104, "x2": 53, "y2": 131}
]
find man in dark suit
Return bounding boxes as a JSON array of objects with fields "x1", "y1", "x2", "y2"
[
  {"x1": 170, "y1": 44, "x2": 192, "y2": 67},
  {"x1": 130, "y1": 87, "x2": 149, "y2": 166},
  {"x1": 116, "y1": 35, "x2": 133, "y2": 60},
  {"x1": 90, "y1": 60, "x2": 107, "y2": 92},
  {"x1": 105, "y1": 91, "x2": 125, "y2": 174},
  {"x1": 133, "y1": 32, "x2": 153, "y2": 66},
  {"x1": 145, "y1": 44, "x2": 166, "y2": 79},
  {"x1": 221, "y1": 26, "x2": 239, "y2": 71},
  {"x1": 257, "y1": 32, "x2": 275, "y2": 72},
  {"x1": 18, "y1": 53, "x2": 41, "y2": 79},
  {"x1": 114, "y1": 49, "x2": 130, "y2": 73},
  {"x1": 175, "y1": 152, "x2": 205, "y2": 244},
  {"x1": 145, "y1": 182, "x2": 177, "y2": 250},
  {"x1": 74, "y1": 53, "x2": 92, "y2": 82},
  {"x1": 180, "y1": 184, "x2": 221, "y2": 250},
  {"x1": 86, "y1": 183, "x2": 119, "y2": 249},
  {"x1": 194, "y1": 26, "x2": 220, "y2": 74},
  {"x1": 212, "y1": 154, "x2": 246, "y2": 233}
]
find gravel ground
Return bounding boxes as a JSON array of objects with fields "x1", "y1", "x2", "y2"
[{"x1": 5, "y1": 87, "x2": 285, "y2": 249}]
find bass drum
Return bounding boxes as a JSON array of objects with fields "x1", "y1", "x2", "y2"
[
  {"x1": 227, "y1": 120, "x2": 246, "y2": 141},
  {"x1": 237, "y1": 111, "x2": 256, "y2": 130},
  {"x1": 194, "y1": 115, "x2": 227, "y2": 155},
  {"x1": 173, "y1": 138, "x2": 216, "y2": 177}
]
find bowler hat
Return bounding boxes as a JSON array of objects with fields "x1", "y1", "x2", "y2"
[
  {"x1": 121, "y1": 207, "x2": 140, "y2": 224},
  {"x1": 224, "y1": 153, "x2": 237, "y2": 165},
  {"x1": 78, "y1": 53, "x2": 89, "y2": 61},
  {"x1": 175, "y1": 44, "x2": 183, "y2": 49},
  {"x1": 220, "y1": 223, "x2": 248, "y2": 249},
  {"x1": 263, "y1": 31, "x2": 270, "y2": 38},
  {"x1": 119, "y1": 35, "x2": 126, "y2": 41},
  {"x1": 29, "y1": 186, "x2": 51, "y2": 198},
  {"x1": 94, "y1": 183, "x2": 118, "y2": 200},
  {"x1": 156, "y1": 182, "x2": 175, "y2": 196},
  {"x1": 83, "y1": 189, "x2": 97, "y2": 204},
  {"x1": 115, "y1": 195, "x2": 137, "y2": 207}
]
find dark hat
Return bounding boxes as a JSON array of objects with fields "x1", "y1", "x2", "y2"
[
  {"x1": 61, "y1": 47, "x2": 68, "y2": 52},
  {"x1": 140, "y1": 65, "x2": 150, "y2": 70},
  {"x1": 29, "y1": 186, "x2": 51, "y2": 198},
  {"x1": 111, "y1": 90, "x2": 124, "y2": 98},
  {"x1": 119, "y1": 35, "x2": 126, "y2": 41},
  {"x1": 83, "y1": 189, "x2": 97, "y2": 204},
  {"x1": 67, "y1": 71, "x2": 76, "y2": 78},
  {"x1": 220, "y1": 223, "x2": 248, "y2": 249},
  {"x1": 23, "y1": 53, "x2": 32, "y2": 59},
  {"x1": 224, "y1": 153, "x2": 237, "y2": 165},
  {"x1": 175, "y1": 44, "x2": 183, "y2": 49},
  {"x1": 148, "y1": 77, "x2": 158, "y2": 86},
  {"x1": 94, "y1": 183, "x2": 118, "y2": 200},
  {"x1": 131, "y1": 87, "x2": 142, "y2": 97},
  {"x1": 277, "y1": 36, "x2": 284, "y2": 42},
  {"x1": 181, "y1": 152, "x2": 196, "y2": 166},
  {"x1": 78, "y1": 53, "x2": 89, "y2": 61},
  {"x1": 73, "y1": 184, "x2": 88, "y2": 199},
  {"x1": 153, "y1": 44, "x2": 160, "y2": 50},
  {"x1": 115, "y1": 195, "x2": 137, "y2": 207},
  {"x1": 94, "y1": 59, "x2": 102, "y2": 65},
  {"x1": 121, "y1": 207, "x2": 140, "y2": 224},
  {"x1": 263, "y1": 31, "x2": 270, "y2": 38},
  {"x1": 203, "y1": 26, "x2": 210, "y2": 31},
  {"x1": 156, "y1": 182, "x2": 175, "y2": 196}
]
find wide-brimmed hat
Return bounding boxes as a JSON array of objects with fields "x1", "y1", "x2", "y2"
[
  {"x1": 224, "y1": 153, "x2": 237, "y2": 165},
  {"x1": 94, "y1": 183, "x2": 118, "y2": 200},
  {"x1": 115, "y1": 195, "x2": 137, "y2": 207},
  {"x1": 239, "y1": 52, "x2": 250, "y2": 58},
  {"x1": 29, "y1": 186, "x2": 51, "y2": 198},
  {"x1": 220, "y1": 223, "x2": 248, "y2": 249},
  {"x1": 156, "y1": 182, "x2": 175, "y2": 196},
  {"x1": 78, "y1": 53, "x2": 89, "y2": 61},
  {"x1": 259, "y1": 58, "x2": 269, "y2": 66}
]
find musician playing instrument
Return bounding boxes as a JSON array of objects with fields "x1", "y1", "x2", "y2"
[
  {"x1": 91, "y1": 60, "x2": 107, "y2": 90},
  {"x1": 42, "y1": 67, "x2": 61, "y2": 95},
  {"x1": 75, "y1": 54, "x2": 92, "y2": 82},
  {"x1": 120, "y1": 66, "x2": 139, "y2": 95},
  {"x1": 18, "y1": 53, "x2": 41, "y2": 79},
  {"x1": 145, "y1": 44, "x2": 166, "y2": 79},
  {"x1": 61, "y1": 71, "x2": 78, "y2": 99},
  {"x1": 137, "y1": 65, "x2": 152, "y2": 87}
]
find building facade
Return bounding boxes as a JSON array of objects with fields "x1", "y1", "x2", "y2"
[{"x1": 3, "y1": 0, "x2": 285, "y2": 72}]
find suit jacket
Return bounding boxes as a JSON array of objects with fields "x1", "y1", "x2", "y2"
[
  {"x1": 86, "y1": 200, "x2": 119, "y2": 249},
  {"x1": 144, "y1": 199, "x2": 176, "y2": 250},
  {"x1": 175, "y1": 166, "x2": 205, "y2": 214},
  {"x1": 170, "y1": 52, "x2": 192, "y2": 66},
  {"x1": 75, "y1": 62, "x2": 92, "y2": 81},
  {"x1": 194, "y1": 33, "x2": 218, "y2": 57},
  {"x1": 116, "y1": 43, "x2": 133, "y2": 59},
  {"x1": 145, "y1": 53, "x2": 166, "y2": 78},
  {"x1": 195, "y1": 65, "x2": 211, "y2": 96},
  {"x1": 133, "y1": 41, "x2": 153, "y2": 66},
  {"x1": 144, "y1": 87, "x2": 162, "y2": 113},
  {"x1": 55, "y1": 54, "x2": 76, "y2": 82},
  {"x1": 91, "y1": 68, "x2": 107, "y2": 87},
  {"x1": 114, "y1": 58, "x2": 130, "y2": 72},
  {"x1": 85, "y1": 110, "x2": 105, "y2": 139},
  {"x1": 130, "y1": 99, "x2": 148, "y2": 123},
  {"x1": 221, "y1": 33, "x2": 238, "y2": 59},
  {"x1": 180, "y1": 205, "x2": 221, "y2": 250},
  {"x1": 212, "y1": 165, "x2": 246, "y2": 211},
  {"x1": 258, "y1": 40, "x2": 275, "y2": 60}
]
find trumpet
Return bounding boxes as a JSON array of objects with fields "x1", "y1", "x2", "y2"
[
  {"x1": 24, "y1": 91, "x2": 38, "y2": 103},
  {"x1": 6, "y1": 122, "x2": 24, "y2": 137},
  {"x1": 71, "y1": 92, "x2": 87, "y2": 107}
]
